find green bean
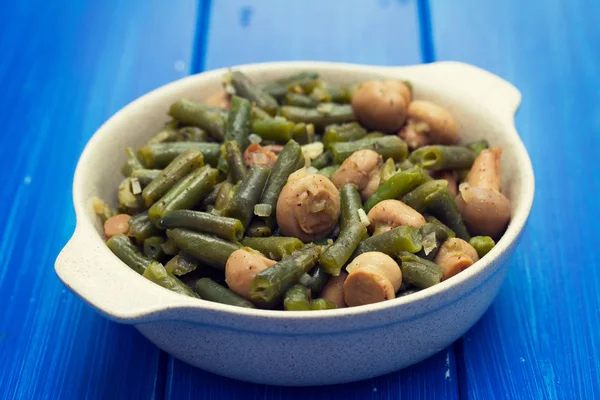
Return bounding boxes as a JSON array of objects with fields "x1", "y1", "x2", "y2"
[
  {"x1": 281, "y1": 103, "x2": 355, "y2": 131},
  {"x1": 92, "y1": 198, "x2": 116, "y2": 223},
  {"x1": 161, "y1": 238, "x2": 179, "y2": 256},
  {"x1": 131, "y1": 169, "x2": 162, "y2": 187},
  {"x1": 321, "y1": 221, "x2": 366, "y2": 276},
  {"x1": 292, "y1": 122, "x2": 315, "y2": 144},
  {"x1": 426, "y1": 216, "x2": 456, "y2": 235},
  {"x1": 322, "y1": 122, "x2": 367, "y2": 149},
  {"x1": 214, "y1": 181, "x2": 234, "y2": 210},
  {"x1": 121, "y1": 147, "x2": 145, "y2": 177},
  {"x1": 142, "y1": 261, "x2": 198, "y2": 297},
  {"x1": 143, "y1": 236, "x2": 167, "y2": 261},
  {"x1": 363, "y1": 165, "x2": 430, "y2": 212},
  {"x1": 146, "y1": 121, "x2": 179, "y2": 145},
  {"x1": 340, "y1": 184, "x2": 363, "y2": 230},
  {"x1": 242, "y1": 237, "x2": 304, "y2": 260},
  {"x1": 251, "y1": 118, "x2": 295, "y2": 142},
  {"x1": 128, "y1": 211, "x2": 162, "y2": 245},
  {"x1": 310, "y1": 151, "x2": 331, "y2": 169},
  {"x1": 167, "y1": 228, "x2": 241, "y2": 270},
  {"x1": 142, "y1": 149, "x2": 205, "y2": 206},
  {"x1": 261, "y1": 72, "x2": 319, "y2": 99},
  {"x1": 397, "y1": 159, "x2": 415, "y2": 171},
  {"x1": 380, "y1": 158, "x2": 396, "y2": 183},
  {"x1": 169, "y1": 99, "x2": 225, "y2": 140},
  {"x1": 465, "y1": 139, "x2": 489, "y2": 156},
  {"x1": 424, "y1": 189, "x2": 471, "y2": 241},
  {"x1": 355, "y1": 226, "x2": 422, "y2": 257},
  {"x1": 106, "y1": 234, "x2": 153, "y2": 274},
  {"x1": 165, "y1": 251, "x2": 198, "y2": 276},
  {"x1": 117, "y1": 178, "x2": 144, "y2": 214},
  {"x1": 310, "y1": 82, "x2": 353, "y2": 104},
  {"x1": 409, "y1": 145, "x2": 475, "y2": 171},
  {"x1": 309, "y1": 298, "x2": 337, "y2": 310},
  {"x1": 138, "y1": 142, "x2": 221, "y2": 168},
  {"x1": 229, "y1": 71, "x2": 279, "y2": 115},
  {"x1": 148, "y1": 165, "x2": 218, "y2": 224},
  {"x1": 252, "y1": 105, "x2": 272, "y2": 120},
  {"x1": 225, "y1": 96, "x2": 252, "y2": 148},
  {"x1": 258, "y1": 140, "x2": 304, "y2": 227},
  {"x1": 200, "y1": 181, "x2": 223, "y2": 209},
  {"x1": 469, "y1": 236, "x2": 495, "y2": 258},
  {"x1": 223, "y1": 141, "x2": 249, "y2": 182},
  {"x1": 316, "y1": 165, "x2": 340, "y2": 179},
  {"x1": 283, "y1": 92, "x2": 319, "y2": 108},
  {"x1": 175, "y1": 126, "x2": 210, "y2": 142},
  {"x1": 220, "y1": 166, "x2": 270, "y2": 228},
  {"x1": 300, "y1": 265, "x2": 330, "y2": 292},
  {"x1": 363, "y1": 132, "x2": 385, "y2": 139},
  {"x1": 397, "y1": 252, "x2": 443, "y2": 289},
  {"x1": 401, "y1": 180, "x2": 448, "y2": 213},
  {"x1": 245, "y1": 220, "x2": 273, "y2": 237},
  {"x1": 194, "y1": 278, "x2": 256, "y2": 308},
  {"x1": 283, "y1": 284, "x2": 311, "y2": 311},
  {"x1": 417, "y1": 221, "x2": 454, "y2": 260},
  {"x1": 159, "y1": 210, "x2": 244, "y2": 242},
  {"x1": 330, "y1": 136, "x2": 408, "y2": 164},
  {"x1": 250, "y1": 244, "x2": 321, "y2": 304}
]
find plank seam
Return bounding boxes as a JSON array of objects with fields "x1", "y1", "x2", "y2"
[
  {"x1": 191, "y1": 0, "x2": 214, "y2": 73},
  {"x1": 416, "y1": 0, "x2": 436, "y2": 63}
]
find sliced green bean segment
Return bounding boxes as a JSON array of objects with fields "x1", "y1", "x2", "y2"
[
  {"x1": 128, "y1": 211, "x2": 162, "y2": 245},
  {"x1": 340, "y1": 184, "x2": 363, "y2": 230},
  {"x1": 300, "y1": 265, "x2": 330, "y2": 292},
  {"x1": 317, "y1": 165, "x2": 340, "y2": 179},
  {"x1": 469, "y1": 236, "x2": 496, "y2": 258},
  {"x1": 330, "y1": 135, "x2": 408, "y2": 164},
  {"x1": 322, "y1": 122, "x2": 367, "y2": 149},
  {"x1": 398, "y1": 252, "x2": 443, "y2": 289},
  {"x1": 131, "y1": 169, "x2": 162, "y2": 187},
  {"x1": 148, "y1": 165, "x2": 218, "y2": 224},
  {"x1": 364, "y1": 165, "x2": 430, "y2": 212},
  {"x1": 245, "y1": 220, "x2": 273, "y2": 237},
  {"x1": 223, "y1": 141, "x2": 249, "y2": 182},
  {"x1": 175, "y1": 126, "x2": 210, "y2": 142},
  {"x1": 425, "y1": 189, "x2": 471, "y2": 241},
  {"x1": 401, "y1": 180, "x2": 448, "y2": 213},
  {"x1": 229, "y1": 71, "x2": 279, "y2": 114},
  {"x1": 280, "y1": 104, "x2": 355, "y2": 131},
  {"x1": 221, "y1": 166, "x2": 270, "y2": 228},
  {"x1": 146, "y1": 121, "x2": 179, "y2": 145},
  {"x1": 262, "y1": 72, "x2": 319, "y2": 99},
  {"x1": 159, "y1": 210, "x2": 244, "y2": 242},
  {"x1": 251, "y1": 118, "x2": 295, "y2": 142},
  {"x1": 143, "y1": 236, "x2": 167, "y2": 261},
  {"x1": 252, "y1": 105, "x2": 272, "y2": 120},
  {"x1": 142, "y1": 149, "x2": 204, "y2": 206},
  {"x1": 292, "y1": 122, "x2": 315, "y2": 144},
  {"x1": 138, "y1": 142, "x2": 221, "y2": 168},
  {"x1": 242, "y1": 237, "x2": 304, "y2": 260},
  {"x1": 363, "y1": 132, "x2": 385, "y2": 139},
  {"x1": 167, "y1": 228, "x2": 241, "y2": 270},
  {"x1": 250, "y1": 244, "x2": 321, "y2": 304},
  {"x1": 161, "y1": 238, "x2": 179, "y2": 256},
  {"x1": 409, "y1": 145, "x2": 475, "y2": 171},
  {"x1": 321, "y1": 221, "x2": 366, "y2": 276},
  {"x1": 397, "y1": 159, "x2": 415, "y2": 171},
  {"x1": 195, "y1": 278, "x2": 256, "y2": 308},
  {"x1": 142, "y1": 261, "x2": 198, "y2": 297},
  {"x1": 380, "y1": 158, "x2": 396, "y2": 183},
  {"x1": 106, "y1": 234, "x2": 153, "y2": 274},
  {"x1": 417, "y1": 221, "x2": 454, "y2": 260},
  {"x1": 283, "y1": 284, "x2": 311, "y2": 311},
  {"x1": 121, "y1": 147, "x2": 144, "y2": 177},
  {"x1": 117, "y1": 178, "x2": 145, "y2": 214},
  {"x1": 465, "y1": 139, "x2": 489, "y2": 156},
  {"x1": 310, "y1": 298, "x2": 337, "y2": 310},
  {"x1": 225, "y1": 95, "x2": 252, "y2": 150},
  {"x1": 356, "y1": 226, "x2": 422, "y2": 257},
  {"x1": 169, "y1": 99, "x2": 225, "y2": 140},
  {"x1": 311, "y1": 82, "x2": 353, "y2": 104},
  {"x1": 310, "y1": 151, "x2": 331, "y2": 169},
  {"x1": 283, "y1": 92, "x2": 319, "y2": 108},
  {"x1": 165, "y1": 251, "x2": 198, "y2": 276}
]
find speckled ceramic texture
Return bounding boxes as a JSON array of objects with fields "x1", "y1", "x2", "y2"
[{"x1": 55, "y1": 61, "x2": 534, "y2": 386}]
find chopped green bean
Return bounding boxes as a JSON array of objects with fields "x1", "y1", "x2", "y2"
[
  {"x1": 283, "y1": 284, "x2": 311, "y2": 311},
  {"x1": 469, "y1": 236, "x2": 495, "y2": 258},
  {"x1": 131, "y1": 169, "x2": 162, "y2": 187},
  {"x1": 106, "y1": 234, "x2": 153, "y2": 274},
  {"x1": 223, "y1": 141, "x2": 249, "y2": 182},
  {"x1": 138, "y1": 142, "x2": 221, "y2": 168},
  {"x1": 169, "y1": 99, "x2": 225, "y2": 140},
  {"x1": 161, "y1": 238, "x2": 179, "y2": 256},
  {"x1": 117, "y1": 178, "x2": 145, "y2": 214},
  {"x1": 322, "y1": 122, "x2": 367, "y2": 149},
  {"x1": 195, "y1": 278, "x2": 256, "y2": 308},
  {"x1": 364, "y1": 165, "x2": 430, "y2": 212},
  {"x1": 142, "y1": 261, "x2": 198, "y2": 297},
  {"x1": 146, "y1": 120, "x2": 179, "y2": 145},
  {"x1": 321, "y1": 221, "x2": 366, "y2": 276},
  {"x1": 398, "y1": 252, "x2": 443, "y2": 289},
  {"x1": 355, "y1": 226, "x2": 422, "y2": 257},
  {"x1": 309, "y1": 298, "x2": 337, "y2": 310},
  {"x1": 229, "y1": 71, "x2": 279, "y2": 115},
  {"x1": 261, "y1": 72, "x2": 319, "y2": 99},
  {"x1": 159, "y1": 210, "x2": 244, "y2": 242},
  {"x1": 251, "y1": 118, "x2": 295, "y2": 142},
  {"x1": 245, "y1": 220, "x2": 273, "y2": 237},
  {"x1": 128, "y1": 211, "x2": 162, "y2": 245},
  {"x1": 121, "y1": 147, "x2": 144, "y2": 177},
  {"x1": 175, "y1": 126, "x2": 210, "y2": 142},
  {"x1": 224, "y1": 95, "x2": 252, "y2": 151},
  {"x1": 465, "y1": 139, "x2": 489, "y2": 156},
  {"x1": 281, "y1": 103, "x2": 355, "y2": 130},
  {"x1": 424, "y1": 189, "x2": 471, "y2": 241},
  {"x1": 292, "y1": 122, "x2": 315, "y2": 144},
  {"x1": 340, "y1": 184, "x2": 363, "y2": 230},
  {"x1": 165, "y1": 251, "x2": 198, "y2": 276},
  {"x1": 310, "y1": 151, "x2": 332, "y2": 169},
  {"x1": 300, "y1": 265, "x2": 330, "y2": 292},
  {"x1": 316, "y1": 165, "x2": 340, "y2": 179},
  {"x1": 221, "y1": 166, "x2": 270, "y2": 228},
  {"x1": 401, "y1": 180, "x2": 448, "y2": 213},
  {"x1": 214, "y1": 181, "x2": 234, "y2": 211},
  {"x1": 242, "y1": 237, "x2": 304, "y2": 260},
  {"x1": 283, "y1": 92, "x2": 319, "y2": 108},
  {"x1": 330, "y1": 135, "x2": 408, "y2": 164},
  {"x1": 143, "y1": 236, "x2": 167, "y2": 261},
  {"x1": 409, "y1": 145, "x2": 475, "y2": 171},
  {"x1": 167, "y1": 228, "x2": 241, "y2": 270}
]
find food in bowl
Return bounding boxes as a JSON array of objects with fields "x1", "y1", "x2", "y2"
[{"x1": 96, "y1": 70, "x2": 510, "y2": 310}]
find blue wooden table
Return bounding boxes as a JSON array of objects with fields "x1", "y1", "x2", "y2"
[{"x1": 1, "y1": 1, "x2": 598, "y2": 398}]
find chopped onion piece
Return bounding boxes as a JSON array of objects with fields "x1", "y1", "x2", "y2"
[
  {"x1": 358, "y1": 209, "x2": 370, "y2": 227},
  {"x1": 422, "y1": 232, "x2": 437, "y2": 256},
  {"x1": 131, "y1": 177, "x2": 142, "y2": 195},
  {"x1": 254, "y1": 203, "x2": 272, "y2": 217},
  {"x1": 301, "y1": 142, "x2": 324, "y2": 160},
  {"x1": 248, "y1": 133, "x2": 262, "y2": 144}
]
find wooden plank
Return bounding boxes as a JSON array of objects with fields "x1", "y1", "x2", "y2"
[
  {"x1": 429, "y1": 0, "x2": 600, "y2": 398},
  {"x1": 0, "y1": 1, "x2": 198, "y2": 399}
]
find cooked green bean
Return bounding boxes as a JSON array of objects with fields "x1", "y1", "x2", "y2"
[
  {"x1": 409, "y1": 145, "x2": 475, "y2": 171},
  {"x1": 127, "y1": 211, "x2": 161, "y2": 245},
  {"x1": 148, "y1": 165, "x2": 218, "y2": 224},
  {"x1": 175, "y1": 126, "x2": 210, "y2": 142},
  {"x1": 355, "y1": 226, "x2": 422, "y2": 257},
  {"x1": 242, "y1": 237, "x2": 304, "y2": 260},
  {"x1": 311, "y1": 82, "x2": 353, "y2": 103},
  {"x1": 380, "y1": 158, "x2": 396, "y2": 183},
  {"x1": 252, "y1": 105, "x2": 272, "y2": 120},
  {"x1": 322, "y1": 122, "x2": 367, "y2": 149},
  {"x1": 167, "y1": 228, "x2": 241, "y2": 270},
  {"x1": 310, "y1": 298, "x2": 337, "y2": 310},
  {"x1": 143, "y1": 236, "x2": 167, "y2": 261},
  {"x1": 142, "y1": 261, "x2": 198, "y2": 297},
  {"x1": 220, "y1": 166, "x2": 270, "y2": 228},
  {"x1": 281, "y1": 103, "x2": 355, "y2": 131},
  {"x1": 401, "y1": 180, "x2": 448, "y2": 213},
  {"x1": 316, "y1": 165, "x2": 340, "y2": 179},
  {"x1": 225, "y1": 95, "x2": 252, "y2": 150},
  {"x1": 245, "y1": 220, "x2": 273, "y2": 237},
  {"x1": 321, "y1": 221, "x2": 366, "y2": 276},
  {"x1": 223, "y1": 141, "x2": 248, "y2": 182},
  {"x1": 300, "y1": 265, "x2": 330, "y2": 292},
  {"x1": 250, "y1": 244, "x2": 321, "y2": 304},
  {"x1": 283, "y1": 284, "x2": 311, "y2": 311},
  {"x1": 398, "y1": 252, "x2": 443, "y2": 289},
  {"x1": 121, "y1": 147, "x2": 145, "y2": 177},
  {"x1": 397, "y1": 159, "x2": 415, "y2": 171},
  {"x1": 330, "y1": 135, "x2": 408, "y2": 164},
  {"x1": 146, "y1": 121, "x2": 179, "y2": 145},
  {"x1": 310, "y1": 151, "x2": 331, "y2": 169},
  {"x1": 364, "y1": 165, "x2": 430, "y2": 212},
  {"x1": 261, "y1": 72, "x2": 319, "y2": 99},
  {"x1": 214, "y1": 181, "x2": 234, "y2": 210},
  {"x1": 142, "y1": 149, "x2": 204, "y2": 206},
  {"x1": 283, "y1": 92, "x2": 319, "y2": 108},
  {"x1": 165, "y1": 251, "x2": 198, "y2": 276},
  {"x1": 169, "y1": 99, "x2": 225, "y2": 140},
  {"x1": 106, "y1": 234, "x2": 153, "y2": 274},
  {"x1": 251, "y1": 118, "x2": 295, "y2": 142},
  {"x1": 161, "y1": 238, "x2": 179, "y2": 256},
  {"x1": 195, "y1": 278, "x2": 256, "y2": 308},
  {"x1": 465, "y1": 139, "x2": 489, "y2": 156},
  {"x1": 363, "y1": 132, "x2": 385, "y2": 139},
  {"x1": 159, "y1": 210, "x2": 244, "y2": 242},
  {"x1": 340, "y1": 184, "x2": 363, "y2": 229},
  {"x1": 469, "y1": 236, "x2": 495, "y2": 258},
  {"x1": 229, "y1": 71, "x2": 279, "y2": 115},
  {"x1": 131, "y1": 169, "x2": 162, "y2": 187},
  {"x1": 117, "y1": 178, "x2": 144, "y2": 214},
  {"x1": 417, "y1": 221, "x2": 455, "y2": 260},
  {"x1": 292, "y1": 122, "x2": 315, "y2": 144},
  {"x1": 138, "y1": 142, "x2": 221, "y2": 168},
  {"x1": 424, "y1": 189, "x2": 471, "y2": 241}
]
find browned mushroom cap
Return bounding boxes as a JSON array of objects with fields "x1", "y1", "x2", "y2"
[
  {"x1": 367, "y1": 199, "x2": 426, "y2": 234},
  {"x1": 434, "y1": 238, "x2": 479, "y2": 280},
  {"x1": 276, "y1": 173, "x2": 341, "y2": 242},
  {"x1": 466, "y1": 148, "x2": 503, "y2": 191},
  {"x1": 331, "y1": 150, "x2": 383, "y2": 201},
  {"x1": 344, "y1": 252, "x2": 402, "y2": 307},
  {"x1": 351, "y1": 80, "x2": 409, "y2": 132},
  {"x1": 203, "y1": 89, "x2": 230, "y2": 109},
  {"x1": 225, "y1": 248, "x2": 276, "y2": 300},
  {"x1": 320, "y1": 272, "x2": 348, "y2": 308},
  {"x1": 398, "y1": 100, "x2": 458, "y2": 149}
]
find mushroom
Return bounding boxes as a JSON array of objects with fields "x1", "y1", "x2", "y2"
[
  {"x1": 203, "y1": 89, "x2": 230, "y2": 109},
  {"x1": 225, "y1": 248, "x2": 276, "y2": 300},
  {"x1": 104, "y1": 214, "x2": 131, "y2": 238},
  {"x1": 398, "y1": 100, "x2": 458, "y2": 149},
  {"x1": 434, "y1": 238, "x2": 479, "y2": 280},
  {"x1": 351, "y1": 80, "x2": 411, "y2": 132},
  {"x1": 343, "y1": 252, "x2": 402, "y2": 306},
  {"x1": 455, "y1": 148, "x2": 511, "y2": 238},
  {"x1": 276, "y1": 173, "x2": 341, "y2": 242},
  {"x1": 243, "y1": 143, "x2": 278, "y2": 168},
  {"x1": 367, "y1": 199, "x2": 426, "y2": 234},
  {"x1": 331, "y1": 149, "x2": 383, "y2": 201},
  {"x1": 320, "y1": 272, "x2": 348, "y2": 308}
]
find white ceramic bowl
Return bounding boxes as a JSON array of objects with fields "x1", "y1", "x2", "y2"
[{"x1": 55, "y1": 61, "x2": 534, "y2": 386}]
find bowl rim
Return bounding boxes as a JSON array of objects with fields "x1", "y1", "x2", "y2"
[{"x1": 57, "y1": 60, "x2": 535, "y2": 324}]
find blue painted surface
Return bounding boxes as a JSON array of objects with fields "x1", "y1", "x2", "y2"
[{"x1": 1, "y1": 0, "x2": 598, "y2": 399}]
